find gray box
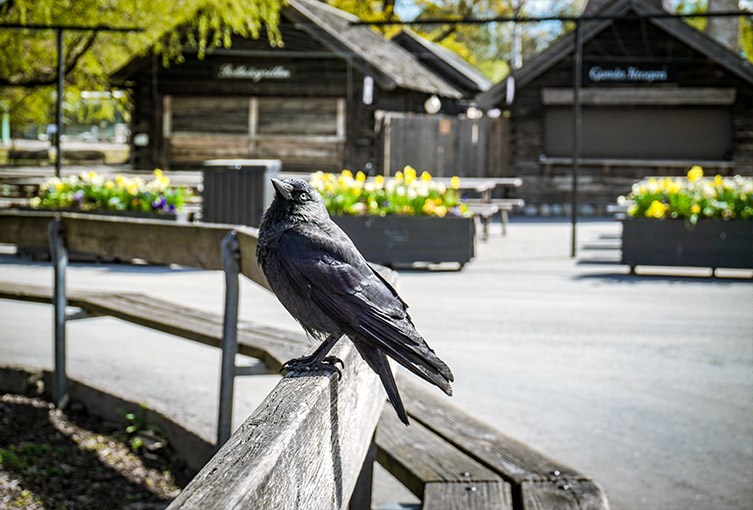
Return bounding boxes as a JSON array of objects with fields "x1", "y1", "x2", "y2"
[{"x1": 202, "y1": 159, "x2": 281, "y2": 226}]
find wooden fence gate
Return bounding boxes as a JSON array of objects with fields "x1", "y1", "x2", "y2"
[{"x1": 379, "y1": 113, "x2": 510, "y2": 178}]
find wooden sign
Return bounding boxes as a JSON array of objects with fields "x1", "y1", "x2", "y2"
[{"x1": 216, "y1": 64, "x2": 291, "y2": 82}]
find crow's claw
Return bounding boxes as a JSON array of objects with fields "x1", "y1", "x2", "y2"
[
  {"x1": 280, "y1": 356, "x2": 344, "y2": 380},
  {"x1": 323, "y1": 356, "x2": 344, "y2": 368}
]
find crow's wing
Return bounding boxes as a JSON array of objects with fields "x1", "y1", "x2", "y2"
[{"x1": 277, "y1": 228, "x2": 453, "y2": 393}]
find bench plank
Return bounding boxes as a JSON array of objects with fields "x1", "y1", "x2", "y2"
[
  {"x1": 424, "y1": 481, "x2": 511, "y2": 510},
  {"x1": 398, "y1": 375, "x2": 609, "y2": 509},
  {"x1": 376, "y1": 407, "x2": 513, "y2": 509}
]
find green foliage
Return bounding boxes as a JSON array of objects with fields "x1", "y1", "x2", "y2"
[
  {"x1": 0, "y1": 0, "x2": 284, "y2": 127},
  {"x1": 0, "y1": 443, "x2": 69, "y2": 480},
  {"x1": 119, "y1": 405, "x2": 165, "y2": 452},
  {"x1": 30, "y1": 169, "x2": 191, "y2": 214},
  {"x1": 621, "y1": 166, "x2": 753, "y2": 223},
  {"x1": 311, "y1": 166, "x2": 471, "y2": 217}
]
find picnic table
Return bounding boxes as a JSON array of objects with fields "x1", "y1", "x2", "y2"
[{"x1": 436, "y1": 177, "x2": 524, "y2": 240}]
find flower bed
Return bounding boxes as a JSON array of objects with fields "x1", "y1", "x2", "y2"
[
  {"x1": 29, "y1": 169, "x2": 190, "y2": 217},
  {"x1": 619, "y1": 167, "x2": 753, "y2": 271},
  {"x1": 311, "y1": 167, "x2": 474, "y2": 267}
]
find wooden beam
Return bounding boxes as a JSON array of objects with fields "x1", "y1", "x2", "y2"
[
  {"x1": 168, "y1": 341, "x2": 386, "y2": 509},
  {"x1": 0, "y1": 211, "x2": 271, "y2": 291},
  {"x1": 541, "y1": 87, "x2": 737, "y2": 106}
]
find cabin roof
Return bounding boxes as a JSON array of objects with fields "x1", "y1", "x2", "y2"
[{"x1": 477, "y1": 0, "x2": 753, "y2": 108}]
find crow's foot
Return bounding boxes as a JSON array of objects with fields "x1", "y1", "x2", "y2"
[{"x1": 280, "y1": 355, "x2": 344, "y2": 380}]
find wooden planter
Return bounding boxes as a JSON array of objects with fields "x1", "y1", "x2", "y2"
[
  {"x1": 332, "y1": 215, "x2": 475, "y2": 267},
  {"x1": 621, "y1": 218, "x2": 753, "y2": 271}
]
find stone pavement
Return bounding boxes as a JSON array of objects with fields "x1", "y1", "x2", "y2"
[{"x1": 1, "y1": 218, "x2": 751, "y2": 510}]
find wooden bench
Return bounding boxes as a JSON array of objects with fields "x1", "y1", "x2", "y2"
[
  {"x1": 467, "y1": 198, "x2": 525, "y2": 239},
  {"x1": 7, "y1": 148, "x2": 50, "y2": 165},
  {"x1": 0, "y1": 211, "x2": 608, "y2": 509}
]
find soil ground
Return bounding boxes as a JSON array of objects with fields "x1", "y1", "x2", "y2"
[{"x1": 0, "y1": 393, "x2": 192, "y2": 509}]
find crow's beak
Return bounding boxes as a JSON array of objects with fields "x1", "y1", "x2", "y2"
[{"x1": 271, "y1": 178, "x2": 293, "y2": 200}]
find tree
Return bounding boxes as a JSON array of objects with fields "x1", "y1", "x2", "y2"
[{"x1": 0, "y1": 0, "x2": 284, "y2": 129}]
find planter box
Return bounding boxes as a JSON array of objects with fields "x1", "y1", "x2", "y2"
[
  {"x1": 332, "y1": 215, "x2": 475, "y2": 267},
  {"x1": 621, "y1": 219, "x2": 753, "y2": 270}
]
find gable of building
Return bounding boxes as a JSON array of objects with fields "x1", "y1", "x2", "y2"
[{"x1": 477, "y1": 0, "x2": 753, "y2": 108}]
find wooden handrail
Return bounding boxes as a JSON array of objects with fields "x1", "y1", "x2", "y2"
[{"x1": 0, "y1": 210, "x2": 270, "y2": 290}]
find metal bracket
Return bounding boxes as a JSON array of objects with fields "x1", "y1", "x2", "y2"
[
  {"x1": 217, "y1": 230, "x2": 241, "y2": 447},
  {"x1": 48, "y1": 217, "x2": 69, "y2": 409}
]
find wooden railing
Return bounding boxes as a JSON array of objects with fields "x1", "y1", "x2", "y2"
[{"x1": 0, "y1": 210, "x2": 610, "y2": 509}]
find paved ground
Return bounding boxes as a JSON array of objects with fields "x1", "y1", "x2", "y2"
[{"x1": 1, "y1": 219, "x2": 751, "y2": 510}]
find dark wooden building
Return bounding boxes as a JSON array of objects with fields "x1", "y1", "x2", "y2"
[
  {"x1": 477, "y1": 0, "x2": 753, "y2": 209},
  {"x1": 113, "y1": 0, "x2": 462, "y2": 172}
]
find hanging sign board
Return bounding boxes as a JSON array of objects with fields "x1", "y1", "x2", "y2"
[
  {"x1": 216, "y1": 64, "x2": 292, "y2": 82},
  {"x1": 585, "y1": 64, "x2": 675, "y2": 84}
]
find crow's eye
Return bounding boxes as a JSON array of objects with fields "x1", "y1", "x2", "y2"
[{"x1": 298, "y1": 192, "x2": 309, "y2": 201}]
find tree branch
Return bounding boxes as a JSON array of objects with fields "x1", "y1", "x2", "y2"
[{"x1": 0, "y1": 31, "x2": 98, "y2": 88}]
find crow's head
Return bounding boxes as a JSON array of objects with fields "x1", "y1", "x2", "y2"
[{"x1": 270, "y1": 178, "x2": 329, "y2": 222}]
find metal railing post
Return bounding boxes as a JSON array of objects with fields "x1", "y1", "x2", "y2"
[
  {"x1": 217, "y1": 230, "x2": 241, "y2": 447},
  {"x1": 48, "y1": 217, "x2": 68, "y2": 408}
]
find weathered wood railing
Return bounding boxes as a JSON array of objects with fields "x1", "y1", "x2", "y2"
[{"x1": 0, "y1": 209, "x2": 609, "y2": 509}]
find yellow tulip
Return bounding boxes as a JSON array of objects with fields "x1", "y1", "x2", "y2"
[
  {"x1": 450, "y1": 176, "x2": 460, "y2": 190},
  {"x1": 374, "y1": 175, "x2": 384, "y2": 186},
  {"x1": 645, "y1": 200, "x2": 667, "y2": 219},
  {"x1": 714, "y1": 175, "x2": 723, "y2": 186},
  {"x1": 421, "y1": 171, "x2": 432, "y2": 182},
  {"x1": 687, "y1": 166, "x2": 704, "y2": 183},
  {"x1": 690, "y1": 204, "x2": 701, "y2": 214}
]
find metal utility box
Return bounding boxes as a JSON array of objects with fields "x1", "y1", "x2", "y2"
[{"x1": 202, "y1": 159, "x2": 281, "y2": 226}]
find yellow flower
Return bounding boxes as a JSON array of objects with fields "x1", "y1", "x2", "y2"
[
  {"x1": 421, "y1": 171, "x2": 432, "y2": 182},
  {"x1": 154, "y1": 168, "x2": 163, "y2": 178},
  {"x1": 105, "y1": 180, "x2": 114, "y2": 190},
  {"x1": 403, "y1": 166, "x2": 417, "y2": 180},
  {"x1": 422, "y1": 201, "x2": 436, "y2": 214},
  {"x1": 714, "y1": 175, "x2": 723, "y2": 186},
  {"x1": 54, "y1": 181, "x2": 65, "y2": 191},
  {"x1": 450, "y1": 176, "x2": 460, "y2": 190},
  {"x1": 341, "y1": 169, "x2": 353, "y2": 179},
  {"x1": 690, "y1": 204, "x2": 701, "y2": 214},
  {"x1": 434, "y1": 205, "x2": 448, "y2": 217},
  {"x1": 395, "y1": 171, "x2": 404, "y2": 183},
  {"x1": 645, "y1": 200, "x2": 668, "y2": 219},
  {"x1": 687, "y1": 166, "x2": 704, "y2": 183},
  {"x1": 374, "y1": 175, "x2": 384, "y2": 186},
  {"x1": 356, "y1": 171, "x2": 366, "y2": 183}
]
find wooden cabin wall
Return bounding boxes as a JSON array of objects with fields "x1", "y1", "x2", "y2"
[
  {"x1": 507, "y1": 18, "x2": 753, "y2": 209},
  {"x1": 126, "y1": 23, "x2": 391, "y2": 173}
]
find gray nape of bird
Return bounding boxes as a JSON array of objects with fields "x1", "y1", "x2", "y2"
[{"x1": 256, "y1": 177, "x2": 454, "y2": 425}]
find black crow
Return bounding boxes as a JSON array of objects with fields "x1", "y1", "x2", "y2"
[{"x1": 256, "y1": 178, "x2": 454, "y2": 425}]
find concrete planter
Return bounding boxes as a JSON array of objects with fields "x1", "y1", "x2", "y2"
[
  {"x1": 332, "y1": 215, "x2": 475, "y2": 268},
  {"x1": 621, "y1": 218, "x2": 753, "y2": 271}
]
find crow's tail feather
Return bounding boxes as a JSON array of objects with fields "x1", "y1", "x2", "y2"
[{"x1": 353, "y1": 342, "x2": 409, "y2": 425}]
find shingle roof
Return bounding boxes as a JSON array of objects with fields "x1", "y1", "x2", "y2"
[
  {"x1": 287, "y1": 0, "x2": 462, "y2": 98},
  {"x1": 392, "y1": 29, "x2": 491, "y2": 95}
]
